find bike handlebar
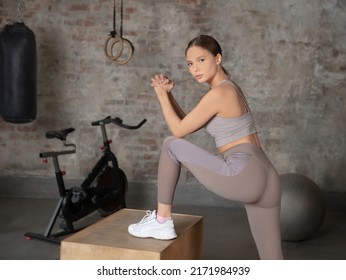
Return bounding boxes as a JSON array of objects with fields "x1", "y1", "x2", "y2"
[{"x1": 91, "y1": 116, "x2": 147, "y2": 130}]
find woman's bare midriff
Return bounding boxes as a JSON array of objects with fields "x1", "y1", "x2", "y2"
[{"x1": 218, "y1": 133, "x2": 261, "y2": 154}]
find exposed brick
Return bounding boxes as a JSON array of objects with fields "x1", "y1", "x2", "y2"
[
  {"x1": 0, "y1": 0, "x2": 344, "y2": 194},
  {"x1": 68, "y1": 4, "x2": 90, "y2": 11},
  {"x1": 125, "y1": 7, "x2": 135, "y2": 14},
  {"x1": 16, "y1": 124, "x2": 37, "y2": 133}
]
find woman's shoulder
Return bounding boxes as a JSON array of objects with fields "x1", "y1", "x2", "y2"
[
  {"x1": 206, "y1": 81, "x2": 246, "y2": 116},
  {"x1": 209, "y1": 82, "x2": 239, "y2": 100}
]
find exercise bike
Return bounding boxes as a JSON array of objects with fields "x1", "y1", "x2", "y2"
[{"x1": 24, "y1": 116, "x2": 146, "y2": 244}]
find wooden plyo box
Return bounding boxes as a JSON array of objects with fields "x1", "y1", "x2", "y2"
[{"x1": 60, "y1": 208, "x2": 204, "y2": 260}]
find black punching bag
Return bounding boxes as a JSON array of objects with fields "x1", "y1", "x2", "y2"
[{"x1": 0, "y1": 22, "x2": 37, "y2": 123}]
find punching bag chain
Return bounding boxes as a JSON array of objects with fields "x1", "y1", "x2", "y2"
[{"x1": 16, "y1": 0, "x2": 23, "y2": 22}]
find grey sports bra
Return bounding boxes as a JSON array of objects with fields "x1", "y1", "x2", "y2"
[{"x1": 205, "y1": 80, "x2": 257, "y2": 148}]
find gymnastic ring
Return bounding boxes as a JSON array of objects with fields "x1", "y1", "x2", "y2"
[
  {"x1": 112, "y1": 38, "x2": 134, "y2": 65},
  {"x1": 104, "y1": 34, "x2": 123, "y2": 61},
  {"x1": 104, "y1": 34, "x2": 123, "y2": 60}
]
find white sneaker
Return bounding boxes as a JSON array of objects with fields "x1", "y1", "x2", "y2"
[{"x1": 128, "y1": 210, "x2": 177, "y2": 240}]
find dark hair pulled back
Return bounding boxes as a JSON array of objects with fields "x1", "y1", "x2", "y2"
[{"x1": 185, "y1": 34, "x2": 230, "y2": 77}]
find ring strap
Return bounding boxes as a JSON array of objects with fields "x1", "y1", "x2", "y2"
[{"x1": 104, "y1": 0, "x2": 133, "y2": 64}]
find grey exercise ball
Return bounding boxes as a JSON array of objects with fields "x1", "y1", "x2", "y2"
[{"x1": 279, "y1": 173, "x2": 326, "y2": 242}]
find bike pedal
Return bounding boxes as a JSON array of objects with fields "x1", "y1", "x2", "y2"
[{"x1": 59, "y1": 220, "x2": 67, "y2": 230}]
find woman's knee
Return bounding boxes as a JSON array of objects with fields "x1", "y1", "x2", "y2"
[
  {"x1": 160, "y1": 136, "x2": 180, "y2": 166},
  {"x1": 161, "y1": 136, "x2": 178, "y2": 151},
  {"x1": 161, "y1": 137, "x2": 189, "y2": 165},
  {"x1": 162, "y1": 136, "x2": 187, "y2": 152},
  {"x1": 163, "y1": 136, "x2": 177, "y2": 144}
]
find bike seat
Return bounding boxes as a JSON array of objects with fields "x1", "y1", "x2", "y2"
[{"x1": 46, "y1": 128, "x2": 75, "y2": 141}]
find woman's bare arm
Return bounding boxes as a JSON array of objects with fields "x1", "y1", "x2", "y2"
[{"x1": 168, "y1": 91, "x2": 186, "y2": 120}]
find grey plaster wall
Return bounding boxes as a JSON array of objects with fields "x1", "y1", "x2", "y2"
[{"x1": 0, "y1": 0, "x2": 345, "y2": 193}]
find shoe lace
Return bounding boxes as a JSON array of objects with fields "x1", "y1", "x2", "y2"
[{"x1": 139, "y1": 210, "x2": 155, "y2": 224}]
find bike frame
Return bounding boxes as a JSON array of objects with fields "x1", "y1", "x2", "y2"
[{"x1": 24, "y1": 116, "x2": 145, "y2": 244}]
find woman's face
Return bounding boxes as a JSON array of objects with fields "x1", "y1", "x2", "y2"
[{"x1": 186, "y1": 46, "x2": 219, "y2": 84}]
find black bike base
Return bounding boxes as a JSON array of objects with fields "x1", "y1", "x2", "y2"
[{"x1": 24, "y1": 230, "x2": 76, "y2": 245}]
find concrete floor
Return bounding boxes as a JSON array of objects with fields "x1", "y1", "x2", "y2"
[{"x1": 0, "y1": 196, "x2": 346, "y2": 260}]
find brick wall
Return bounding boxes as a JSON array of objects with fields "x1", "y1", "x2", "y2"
[{"x1": 0, "y1": 0, "x2": 345, "y2": 192}]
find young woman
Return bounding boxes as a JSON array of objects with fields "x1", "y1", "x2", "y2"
[{"x1": 128, "y1": 35, "x2": 283, "y2": 260}]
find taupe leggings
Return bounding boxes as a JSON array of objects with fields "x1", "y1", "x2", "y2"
[{"x1": 157, "y1": 137, "x2": 283, "y2": 260}]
